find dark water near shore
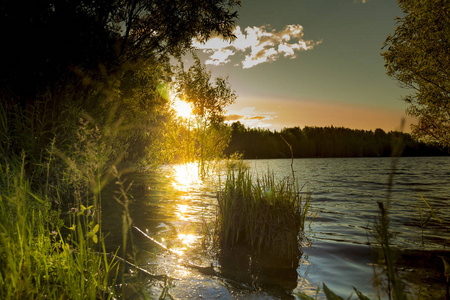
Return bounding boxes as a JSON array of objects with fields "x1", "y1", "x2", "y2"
[{"x1": 102, "y1": 157, "x2": 450, "y2": 299}]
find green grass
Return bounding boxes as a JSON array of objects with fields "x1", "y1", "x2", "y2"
[
  {"x1": 0, "y1": 155, "x2": 119, "y2": 299},
  {"x1": 216, "y1": 164, "x2": 312, "y2": 259},
  {"x1": 0, "y1": 102, "x2": 123, "y2": 299}
]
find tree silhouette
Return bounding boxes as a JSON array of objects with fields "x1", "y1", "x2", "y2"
[
  {"x1": 382, "y1": 0, "x2": 450, "y2": 148},
  {"x1": 224, "y1": 124, "x2": 448, "y2": 159},
  {"x1": 0, "y1": 0, "x2": 241, "y2": 166},
  {"x1": 1, "y1": 0, "x2": 240, "y2": 106}
]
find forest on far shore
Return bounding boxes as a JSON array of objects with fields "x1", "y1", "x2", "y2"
[{"x1": 224, "y1": 122, "x2": 449, "y2": 159}]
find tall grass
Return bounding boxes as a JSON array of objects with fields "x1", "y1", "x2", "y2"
[
  {"x1": 216, "y1": 164, "x2": 311, "y2": 258},
  {"x1": 0, "y1": 99, "x2": 124, "y2": 299},
  {"x1": 0, "y1": 154, "x2": 118, "y2": 299}
]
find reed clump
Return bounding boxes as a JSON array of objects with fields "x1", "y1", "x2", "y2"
[{"x1": 216, "y1": 165, "x2": 310, "y2": 259}]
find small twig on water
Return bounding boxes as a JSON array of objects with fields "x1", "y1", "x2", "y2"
[
  {"x1": 280, "y1": 135, "x2": 295, "y2": 182},
  {"x1": 133, "y1": 226, "x2": 217, "y2": 276},
  {"x1": 94, "y1": 251, "x2": 172, "y2": 281}
]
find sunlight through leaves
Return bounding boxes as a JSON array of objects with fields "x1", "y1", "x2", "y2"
[{"x1": 170, "y1": 91, "x2": 193, "y2": 119}]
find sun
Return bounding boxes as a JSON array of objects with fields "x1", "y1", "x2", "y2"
[{"x1": 172, "y1": 98, "x2": 192, "y2": 119}]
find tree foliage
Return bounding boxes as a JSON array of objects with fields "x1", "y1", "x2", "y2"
[
  {"x1": 175, "y1": 56, "x2": 237, "y2": 125},
  {"x1": 382, "y1": 0, "x2": 450, "y2": 148},
  {"x1": 173, "y1": 56, "x2": 237, "y2": 169},
  {"x1": 1, "y1": 0, "x2": 240, "y2": 105},
  {"x1": 224, "y1": 123, "x2": 448, "y2": 159},
  {"x1": 0, "y1": 0, "x2": 240, "y2": 169}
]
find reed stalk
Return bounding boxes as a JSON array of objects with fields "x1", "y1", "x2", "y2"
[
  {"x1": 216, "y1": 164, "x2": 311, "y2": 258},
  {"x1": 0, "y1": 156, "x2": 118, "y2": 299}
]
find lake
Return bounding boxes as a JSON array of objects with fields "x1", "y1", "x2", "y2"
[{"x1": 102, "y1": 156, "x2": 450, "y2": 299}]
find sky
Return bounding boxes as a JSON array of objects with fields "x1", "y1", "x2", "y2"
[{"x1": 191, "y1": 0, "x2": 415, "y2": 132}]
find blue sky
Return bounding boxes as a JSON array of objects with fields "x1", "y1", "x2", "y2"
[{"x1": 193, "y1": 0, "x2": 413, "y2": 132}]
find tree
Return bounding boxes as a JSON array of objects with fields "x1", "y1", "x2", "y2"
[
  {"x1": 175, "y1": 55, "x2": 237, "y2": 172},
  {"x1": 382, "y1": 0, "x2": 450, "y2": 148},
  {"x1": 0, "y1": 0, "x2": 241, "y2": 167},
  {"x1": 1, "y1": 0, "x2": 240, "y2": 105}
]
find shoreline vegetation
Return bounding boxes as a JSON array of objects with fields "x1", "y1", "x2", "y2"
[
  {"x1": 0, "y1": 113, "x2": 448, "y2": 299},
  {"x1": 0, "y1": 0, "x2": 449, "y2": 298},
  {"x1": 225, "y1": 122, "x2": 449, "y2": 159},
  {"x1": 0, "y1": 88, "x2": 448, "y2": 299}
]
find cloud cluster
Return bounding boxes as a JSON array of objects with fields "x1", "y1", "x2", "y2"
[
  {"x1": 226, "y1": 114, "x2": 244, "y2": 121},
  {"x1": 193, "y1": 25, "x2": 320, "y2": 68},
  {"x1": 225, "y1": 107, "x2": 276, "y2": 128}
]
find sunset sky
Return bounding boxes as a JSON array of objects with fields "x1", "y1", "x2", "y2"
[{"x1": 192, "y1": 0, "x2": 415, "y2": 132}]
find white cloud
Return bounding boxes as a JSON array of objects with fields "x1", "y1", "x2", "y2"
[
  {"x1": 193, "y1": 25, "x2": 320, "y2": 69},
  {"x1": 205, "y1": 48, "x2": 235, "y2": 66}
]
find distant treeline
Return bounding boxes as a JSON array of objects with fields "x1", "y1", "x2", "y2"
[{"x1": 224, "y1": 122, "x2": 449, "y2": 159}]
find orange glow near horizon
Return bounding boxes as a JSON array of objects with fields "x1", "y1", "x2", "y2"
[{"x1": 226, "y1": 96, "x2": 416, "y2": 133}]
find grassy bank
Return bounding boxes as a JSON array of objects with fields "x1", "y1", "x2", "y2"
[
  {"x1": 0, "y1": 103, "x2": 122, "y2": 299},
  {"x1": 0, "y1": 154, "x2": 119, "y2": 299}
]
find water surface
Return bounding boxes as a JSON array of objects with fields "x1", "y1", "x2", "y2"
[{"x1": 102, "y1": 157, "x2": 450, "y2": 299}]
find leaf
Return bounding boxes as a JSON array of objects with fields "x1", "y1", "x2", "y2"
[
  {"x1": 92, "y1": 224, "x2": 99, "y2": 234},
  {"x1": 419, "y1": 193, "x2": 442, "y2": 224},
  {"x1": 92, "y1": 234, "x2": 98, "y2": 244},
  {"x1": 423, "y1": 213, "x2": 433, "y2": 227},
  {"x1": 417, "y1": 197, "x2": 423, "y2": 225},
  {"x1": 28, "y1": 191, "x2": 45, "y2": 203},
  {"x1": 323, "y1": 283, "x2": 345, "y2": 300},
  {"x1": 440, "y1": 256, "x2": 450, "y2": 282},
  {"x1": 63, "y1": 243, "x2": 71, "y2": 252},
  {"x1": 353, "y1": 287, "x2": 370, "y2": 300}
]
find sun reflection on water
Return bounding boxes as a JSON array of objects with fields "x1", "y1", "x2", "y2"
[
  {"x1": 155, "y1": 162, "x2": 212, "y2": 277},
  {"x1": 177, "y1": 233, "x2": 197, "y2": 247},
  {"x1": 175, "y1": 204, "x2": 190, "y2": 221},
  {"x1": 168, "y1": 234, "x2": 198, "y2": 257},
  {"x1": 171, "y1": 162, "x2": 202, "y2": 192}
]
